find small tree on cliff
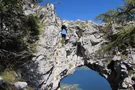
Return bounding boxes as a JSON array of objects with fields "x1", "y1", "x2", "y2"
[
  {"x1": 95, "y1": 0, "x2": 135, "y2": 55},
  {"x1": 95, "y1": 0, "x2": 135, "y2": 24}
]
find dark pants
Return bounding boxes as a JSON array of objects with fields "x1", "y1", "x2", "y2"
[{"x1": 61, "y1": 34, "x2": 66, "y2": 39}]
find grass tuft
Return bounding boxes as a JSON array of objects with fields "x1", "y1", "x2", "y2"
[{"x1": 0, "y1": 70, "x2": 16, "y2": 83}]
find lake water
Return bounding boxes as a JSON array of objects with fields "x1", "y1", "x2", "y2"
[{"x1": 60, "y1": 67, "x2": 112, "y2": 90}]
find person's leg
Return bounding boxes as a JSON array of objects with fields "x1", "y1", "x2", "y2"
[
  {"x1": 63, "y1": 34, "x2": 66, "y2": 40},
  {"x1": 61, "y1": 34, "x2": 66, "y2": 45},
  {"x1": 61, "y1": 34, "x2": 66, "y2": 39},
  {"x1": 61, "y1": 33, "x2": 63, "y2": 38}
]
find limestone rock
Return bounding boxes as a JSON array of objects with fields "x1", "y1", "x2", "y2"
[
  {"x1": 24, "y1": 10, "x2": 35, "y2": 15},
  {"x1": 14, "y1": 82, "x2": 27, "y2": 89},
  {"x1": 21, "y1": 3, "x2": 135, "y2": 90}
]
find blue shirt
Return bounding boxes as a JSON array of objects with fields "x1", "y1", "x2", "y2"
[{"x1": 61, "y1": 29, "x2": 67, "y2": 35}]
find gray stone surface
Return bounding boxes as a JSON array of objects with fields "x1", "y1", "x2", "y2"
[
  {"x1": 21, "y1": 3, "x2": 135, "y2": 90},
  {"x1": 14, "y1": 82, "x2": 27, "y2": 89}
]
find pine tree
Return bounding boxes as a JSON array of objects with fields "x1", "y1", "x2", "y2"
[
  {"x1": 95, "y1": 0, "x2": 135, "y2": 24},
  {"x1": 95, "y1": 0, "x2": 135, "y2": 56}
]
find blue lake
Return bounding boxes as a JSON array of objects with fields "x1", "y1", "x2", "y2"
[{"x1": 60, "y1": 67, "x2": 112, "y2": 90}]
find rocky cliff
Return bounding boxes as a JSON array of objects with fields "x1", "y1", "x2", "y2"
[{"x1": 21, "y1": 3, "x2": 135, "y2": 90}]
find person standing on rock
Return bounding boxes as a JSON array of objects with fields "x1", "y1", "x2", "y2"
[
  {"x1": 61, "y1": 25, "x2": 67, "y2": 40},
  {"x1": 61, "y1": 25, "x2": 69, "y2": 44}
]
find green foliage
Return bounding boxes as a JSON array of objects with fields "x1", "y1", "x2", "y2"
[
  {"x1": 56, "y1": 75, "x2": 59, "y2": 80},
  {"x1": 39, "y1": 21, "x2": 46, "y2": 33},
  {"x1": 61, "y1": 38, "x2": 65, "y2": 46},
  {"x1": 69, "y1": 64, "x2": 73, "y2": 69},
  {"x1": 25, "y1": 15, "x2": 40, "y2": 43},
  {"x1": 0, "y1": 0, "x2": 40, "y2": 71},
  {"x1": 95, "y1": 9, "x2": 116, "y2": 24},
  {"x1": 95, "y1": 0, "x2": 135, "y2": 24},
  {"x1": 81, "y1": 24, "x2": 87, "y2": 29},
  {"x1": 0, "y1": 0, "x2": 23, "y2": 13},
  {"x1": 95, "y1": 0, "x2": 135, "y2": 58},
  {"x1": 76, "y1": 31, "x2": 82, "y2": 38},
  {"x1": 125, "y1": 0, "x2": 135, "y2": 6},
  {"x1": 102, "y1": 26, "x2": 135, "y2": 54},
  {"x1": 0, "y1": 70, "x2": 16, "y2": 83}
]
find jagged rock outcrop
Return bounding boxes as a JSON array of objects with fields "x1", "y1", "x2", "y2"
[{"x1": 21, "y1": 3, "x2": 135, "y2": 90}]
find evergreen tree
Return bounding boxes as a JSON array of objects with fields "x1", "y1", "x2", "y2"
[
  {"x1": 95, "y1": 0, "x2": 135, "y2": 56},
  {"x1": 95, "y1": 0, "x2": 135, "y2": 24}
]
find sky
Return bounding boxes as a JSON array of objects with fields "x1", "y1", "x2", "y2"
[{"x1": 40, "y1": 0, "x2": 124, "y2": 23}]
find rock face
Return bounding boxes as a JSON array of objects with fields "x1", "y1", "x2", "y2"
[
  {"x1": 14, "y1": 82, "x2": 27, "y2": 90},
  {"x1": 22, "y1": 3, "x2": 135, "y2": 90}
]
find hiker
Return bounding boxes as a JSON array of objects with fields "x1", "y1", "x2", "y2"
[{"x1": 61, "y1": 25, "x2": 67, "y2": 40}]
